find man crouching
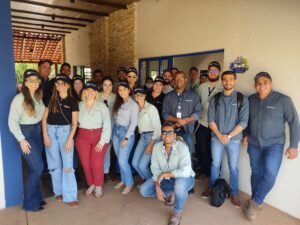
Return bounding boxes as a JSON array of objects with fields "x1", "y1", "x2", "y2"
[{"x1": 140, "y1": 122, "x2": 195, "y2": 225}]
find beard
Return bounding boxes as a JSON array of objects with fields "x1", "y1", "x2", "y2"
[{"x1": 208, "y1": 76, "x2": 220, "y2": 82}]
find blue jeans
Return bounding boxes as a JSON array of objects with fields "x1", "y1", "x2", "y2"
[
  {"x1": 45, "y1": 125, "x2": 78, "y2": 202},
  {"x1": 140, "y1": 176, "x2": 195, "y2": 213},
  {"x1": 112, "y1": 125, "x2": 135, "y2": 186},
  {"x1": 181, "y1": 132, "x2": 193, "y2": 155},
  {"x1": 209, "y1": 137, "x2": 241, "y2": 196},
  {"x1": 104, "y1": 143, "x2": 112, "y2": 174},
  {"x1": 247, "y1": 144, "x2": 284, "y2": 205},
  {"x1": 20, "y1": 124, "x2": 44, "y2": 211},
  {"x1": 132, "y1": 132, "x2": 153, "y2": 180}
]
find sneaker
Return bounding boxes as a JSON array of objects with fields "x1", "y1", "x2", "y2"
[
  {"x1": 94, "y1": 186, "x2": 103, "y2": 198},
  {"x1": 68, "y1": 201, "x2": 79, "y2": 208},
  {"x1": 168, "y1": 212, "x2": 182, "y2": 225},
  {"x1": 114, "y1": 181, "x2": 124, "y2": 189},
  {"x1": 230, "y1": 195, "x2": 241, "y2": 208},
  {"x1": 85, "y1": 185, "x2": 95, "y2": 196},
  {"x1": 55, "y1": 195, "x2": 63, "y2": 202},
  {"x1": 201, "y1": 188, "x2": 212, "y2": 199},
  {"x1": 244, "y1": 199, "x2": 262, "y2": 221},
  {"x1": 164, "y1": 192, "x2": 175, "y2": 206},
  {"x1": 121, "y1": 185, "x2": 133, "y2": 195}
]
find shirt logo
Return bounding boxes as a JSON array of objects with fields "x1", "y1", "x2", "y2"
[
  {"x1": 266, "y1": 106, "x2": 276, "y2": 109},
  {"x1": 185, "y1": 99, "x2": 193, "y2": 102},
  {"x1": 62, "y1": 105, "x2": 71, "y2": 109}
]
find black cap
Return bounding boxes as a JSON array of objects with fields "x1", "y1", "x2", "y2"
[
  {"x1": 72, "y1": 75, "x2": 84, "y2": 83},
  {"x1": 84, "y1": 81, "x2": 98, "y2": 91},
  {"x1": 189, "y1": 67, "x2": 198, "y2": 72},
  {"x1": 200, "y1": 70, "x2": 208, "y2": 77},
  {"x1": 38, "y1": 59, "x2": 53, "y2": 67},
  {"x1": 55, "y1": 74, "x2": 71, "y2": 83},
  {"x1": 127, "y1": 67, "x2": 138, "y2": 75},
  {"x1": 145, "y1": 77, "x2": 153, "y2": 82},
  {"x1": 254, "y1": 72, "x2": 272, "y2": 81},
  {"x1": 208, "y1": 61, "x2": 221, "y2": 71},
  {"x1": 133, "y1": 85, "x2": 146, "y2": 95},
  {"x1": 117, "y1": 67, "x2": 127, "y2": 73},
  {"x1": 154, "y1": 76, "x2": 164, "y2": 84},
  {"x1": 118, "y1": 79, "x2": 129, "y2": 89},
  {"x1": 23, "y1": 69, "x2": 40, "y2": 80}
]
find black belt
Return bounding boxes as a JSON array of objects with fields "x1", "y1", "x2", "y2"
[{"x1": 141, "y1": 131, "x2": 154, "y2": 134}]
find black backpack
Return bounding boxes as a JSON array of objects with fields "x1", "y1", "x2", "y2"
[
  {"x1": 210, "y1": 179, "x2": 230, "y2": 207},
  {"x1": 214, "y1": 91, "x2": 244, "y2": 115}
]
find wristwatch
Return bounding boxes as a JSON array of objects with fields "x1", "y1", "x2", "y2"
[{"x1": 124, "y1": 137, "x2": 128, "y2": 141}]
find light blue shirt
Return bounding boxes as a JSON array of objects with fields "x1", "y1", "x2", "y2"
[{"x1": 151, "y1": 140, "x2": 195, "y2": 181}]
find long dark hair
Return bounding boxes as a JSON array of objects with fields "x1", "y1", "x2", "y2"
[
  {"x1": 21, "y1": 78, "x2": 43, "y2": 117},
  {"x1": 48, "y1": 82, "x2": 73, "y2": 113},
  {"x1": 112, "y1": 86, "x2": 130, "y2": 115}
]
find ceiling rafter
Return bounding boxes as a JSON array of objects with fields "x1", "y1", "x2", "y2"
[{"x1": 12, "y1": 20, "x2": 79, "y2": 30}]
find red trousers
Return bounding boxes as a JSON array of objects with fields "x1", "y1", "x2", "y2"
[{"x1": 75, "y1": 128, "x2": 108, "y2": 187}]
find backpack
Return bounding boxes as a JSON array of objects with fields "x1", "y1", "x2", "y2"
[
  {"x1": 210, "y1": 179, "x2": 230, "y2": 207},
  {"x1": 214, "y1": 91, "x2": 244, "y2": 115}
]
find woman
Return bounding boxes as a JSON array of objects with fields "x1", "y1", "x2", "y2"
[
  {"x1": 146, "y1": 76, "x2": 165, "y2": 124},
  {"x1": 112, "y1": 80, "x2": 139, "y2": 194},
  {"x1": 8, "y1": 69, "x2": 45, "y2": 212},
  {"x1": 99, "y1": 76, "x2": 116, "y2": 177},
  {"x1": 132, "y1": 86, "x2": 161, "y2": 180},
  {"x1": 75, "y1": 81, "x2": 111, "y2": 198},
  {"x1": 126, "y1": 67, "x2": 138, "y2": 93},
  {"x1": 72, "y1": 75, "x2": 84, "y2": 102},
  {"x1": 42, "y1": 74, "x2": 79, "y2": 207}
]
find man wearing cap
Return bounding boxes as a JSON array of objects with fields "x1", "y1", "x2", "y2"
[
  {"x1": 113, "y1": 67, "x2": 127, "y2": 93},
  {"x1": 195, "y1": 61, "x2": 223, "y2": 179},
  {"x1": 243, "y1": 72, "x2": 300, "y2": 221},
  {"x1": 162, "y1": 69, "x2": 174, "y2": 94},
  {"x1": 38, "y1": 59, "x2": 53, "y2": 105},
  {"x1": 91, "y1": 69, "x2": 104, "y2": 91},
  {"x1": 201, "y1": 70, "x2": 249, "y2": 207},
  {"x1": 199, "y1": 70, "x2": 208, "y2": 84},
  {"x1": 162, "y1": 71, "x2": 201, "y2": 154},
  {"x1": 146, "y1": 76, "x2": 165, "y2": 124},
  {"x1": 188, "y1": 67, "x2": 200, "y2": 91}
]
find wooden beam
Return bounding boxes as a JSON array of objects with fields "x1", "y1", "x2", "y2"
[
  {"x1": 21, "y1": 37, "x2": 26, "y2": 61},
  {"x1": 13, "y1": 29, "x2": 66, "y2": 36},
  {"x1": 41, "y1": 40, "x2": 49, "y2": 59},
  {"x1": 12, "y1": 26, "x2": 72, "y2": 34},
  {"x1": 12, "y1": 20, "x2": 79, "y2": 30},
  {"x1": 30, "y1": 39, "x2": 38, "y2": 61},
  {"x1": 11, "y1": 0, "x2": 109, "y2": 16},
  {"x1": 11, "y1": 9, "x2": 95, "y2": 23},
  {"x1": 12, "y1": 15, "x2": 86, "y2": 27},
  {"x1": 73, "y1": 0, "x2": 127, "y2": 9}
]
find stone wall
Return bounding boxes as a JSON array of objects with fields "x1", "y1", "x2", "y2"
[{"x1": 89, "y1": 3, "x2": 137, "y2": 80}]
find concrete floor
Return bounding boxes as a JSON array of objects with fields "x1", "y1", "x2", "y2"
[{"x1": 1, "y1": 180, "x2": 299, "y2": 225}]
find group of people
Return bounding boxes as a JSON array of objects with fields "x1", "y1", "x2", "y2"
[{"x1": 8, "y1": 59, "x2": 299, "y2": 225}]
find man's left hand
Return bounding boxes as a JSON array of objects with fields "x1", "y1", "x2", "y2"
[{"x1": 285, "y1": 148, "x2": 298, "y2": 159}]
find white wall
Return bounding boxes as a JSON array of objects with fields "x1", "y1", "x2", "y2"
[
  {"x1": 137, "y1": 0, "x2": 300, "y2": 219},
  {"x1": 0, "y1": 136, "x2": 5, "y2": 209},
  {"x1": 64, "y1": 26, "x2": 91, "y2": 71}
]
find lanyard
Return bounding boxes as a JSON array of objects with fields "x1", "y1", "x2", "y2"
[
  {"x1": 177, "y1": 91, "x2": 185, "y2": 112},
  {"x1": 208, "y1": 87, "x2": 215, "y2": 97}
]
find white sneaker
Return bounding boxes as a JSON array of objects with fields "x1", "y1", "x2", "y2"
[
  {"x1": 114, "y1": 181, "x2": 124, "y2": 189},
  {"x1": 85, "y1": 185, "x2": 95, "y2": 195},
  {"x1": 94, "y1": 186, "x2": 103, "y2": 198},
  {"x1": 122, "y1": 185, "x2": 133, "y2": 195}
]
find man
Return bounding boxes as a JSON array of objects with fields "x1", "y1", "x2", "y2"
[
  {"x1": 201, "y1": 71, "x2": 249, "y2": 208},
  {"x1": 60, "y1": 62, "x2": 71, "y2": 77},
  {"x1": 243, "y1": 72, "x2": 299, "y2": 221},
  {"x1": 195, "y1": 61, "x2": 223, "y2": 178},
  {"x1": 162, "y1": 69, "x2": 174, "y2": 94},
  {"x1": 170, "y1": 67, "x2": 179, "y2": 88},
  {"x1": 140, "y1": 123, "x2": 195, "y2": 225},
  {"x1": 38, "y1": 59, "x2": 53, "y2": 105},
  {"x1": 162, "y1": 71, "x2": 200, "y2": 154},
  {"x1": 91, "y1": 69, "x2": 104, "y2": 91},
  {"x1": 199, "y1": 70, "x2": 208, "y2": 84},
  {"x1": 188, "y1": 67, "x2": 200, "y2": 91},
  {"x1": 113, "y1": 66, "x2": 127, "y2": 93}
]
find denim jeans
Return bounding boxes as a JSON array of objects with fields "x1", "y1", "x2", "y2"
[
  {"x1": 209, "y1": 137, "x2": 241, "y2": 196},
  {"x1": 45, "y1": 124, "x2": 78, "y2": 202},
  {"x1": 181, "y1": 132, "x2": 194, "y2": 155},
  {"x1": 112, "y1": 125, "x2": 135, "y2": 186},
  {"x1": 20, "y1": 123, "x2": 44, "y2": 211},
  {"x1": 140, "y1": 176, "x2": 195, "y2": 213},
  {"x1": 104, "y1": 142, "x2": 112, "y2": 174},
  {"x1": 247, "y1": 144, "x2": 284, "y2": 205},
  {"x1": 132, "y1": 132, "x2": 153, "y2": 180}
]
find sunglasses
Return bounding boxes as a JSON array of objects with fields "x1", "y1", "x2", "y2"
[{"x1": 161, "y1": 130, "x2": 175, "y2": 136}]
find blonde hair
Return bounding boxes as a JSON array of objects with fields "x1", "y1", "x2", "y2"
[{"x1": 81, "y1": 89, "x2": 100, "y2": 103}]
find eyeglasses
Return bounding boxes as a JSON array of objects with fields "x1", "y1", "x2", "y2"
[
  {"x1": 161, "y1": 130, "x2": 175, "y2": 136},
  {"x1": 26, "y1": 79, "x2": 41, "y2": 84}
]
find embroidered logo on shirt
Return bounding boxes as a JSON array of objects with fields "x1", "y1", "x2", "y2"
[
  {"x1": 185, "y1": 99, "x2": 193, "y2": 102},
  {"x1": 266, "y1": 106, "x2": 276, "y2": 109},
  {"x1": 62, "y1": 105, "x2": 71, "y2": 109}
]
